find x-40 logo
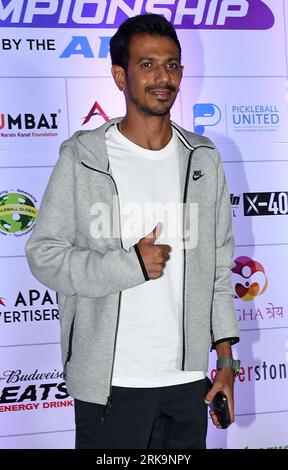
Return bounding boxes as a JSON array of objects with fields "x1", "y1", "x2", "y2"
[{"x1": 244, "y1": 192, "x2": 288, "y2": 216}]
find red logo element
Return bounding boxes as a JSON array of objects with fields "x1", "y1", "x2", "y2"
[
  {"x1": 82, "y1": 101, "x2": 109, "y2": 125},
  {"x1": 232, "y1": 256, "x2": 268, "y2": 302},
  {"x1": 0, "y1": 297, "x2": 5, "y2": 307}
]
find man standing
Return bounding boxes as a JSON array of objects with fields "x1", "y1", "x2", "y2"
[{"x1": 26, "y1": 14, "x2": 240, "y2": 449}]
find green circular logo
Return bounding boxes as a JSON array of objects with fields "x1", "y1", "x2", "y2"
[{"x1": 0, "y1": 192, "x2": 38, "y2": 234}]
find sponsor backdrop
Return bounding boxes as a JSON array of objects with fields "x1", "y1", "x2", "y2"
[{"x1": 0, "y1": 0, "x2": 287, "y2": 449}]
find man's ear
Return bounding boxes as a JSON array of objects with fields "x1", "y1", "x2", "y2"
[{"x1": 111, "y1": 65, "x2": 126, "y2": 92}]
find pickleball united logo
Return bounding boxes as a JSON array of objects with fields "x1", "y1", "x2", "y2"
[
  {"x1": 0, "y1": 191, "x2": 38, "y2": 236},
  {"x1": 232, "y1": 256, "x2": 268, "y2": 302},
  {"x1": 193, "y1": 103, "x2": 221, "y2": 135}
]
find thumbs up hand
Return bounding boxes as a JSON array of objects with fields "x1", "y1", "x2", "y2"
[{"x1": 137, "y1": 223, "x2": 171, "y2": 280}]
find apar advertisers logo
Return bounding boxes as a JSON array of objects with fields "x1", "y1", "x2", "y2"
[
  {"x1": 0, "y1": 190, "x2": 38, "y2": 237},
  {"x1": 82, "y1": 101, "x2": 109, "y2": 126},
  {"x1": 232, "y1": 256, "x2": 268, "y2": 301},
  {"x1": 244, "y1": 192, "x2": 288, "y2": 216},
  {"x1": 231, "y1": 104, "x2": 280, "y2": 134},
  {"x1": 0, "y1": 111, "x2": 59, "y2": 138},
  {"x1": 0, "y1": 289, "x2": 58, "y2": 324},
  {"x1": 193, "y1": 103, "x2": 221, "y2": 135},
  {"x1": 0, "y1": 0, "x2": 275, "y2": 29}
]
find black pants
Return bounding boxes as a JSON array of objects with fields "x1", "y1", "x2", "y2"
[{"x1": 75, "y1": 378, "x2": 209, "y2": 449}]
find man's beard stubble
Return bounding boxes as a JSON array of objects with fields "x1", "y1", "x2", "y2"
[{"x1": 128, "y1": 84, "x2": 177, "y2": 117}]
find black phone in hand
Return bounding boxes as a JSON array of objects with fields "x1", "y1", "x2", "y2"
[{"x1": 206, "y1": 378, "x2": 231, "y2": 429}]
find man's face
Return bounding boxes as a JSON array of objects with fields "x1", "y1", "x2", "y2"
[{"x1": 122, "y1": 34, "x2": 183, "y2": 117}]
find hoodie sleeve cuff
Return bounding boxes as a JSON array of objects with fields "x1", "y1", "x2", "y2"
[{"x1": 211, "y1": 336, "x2": 240, "y2": 350}]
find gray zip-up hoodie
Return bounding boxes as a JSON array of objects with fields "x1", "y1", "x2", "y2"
[{"x1": 25, "y1": 118, "x2": 239, "y2": 407}]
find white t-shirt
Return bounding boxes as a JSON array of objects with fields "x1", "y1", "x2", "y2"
[{"x1": 106, "y1": 123, "x2": 204, "y2": 387}]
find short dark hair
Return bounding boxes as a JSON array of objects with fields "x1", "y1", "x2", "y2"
[{"x1": 110, "y1": 14, "x2": 181, "y2": 70}]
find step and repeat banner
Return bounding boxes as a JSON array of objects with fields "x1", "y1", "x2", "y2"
[{"x1": 0, "y1": 0, "x2": 287, "y2": 449}]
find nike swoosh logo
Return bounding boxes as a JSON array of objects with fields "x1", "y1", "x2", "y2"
[{"x1": 193, "y1": 174, "x2": 205, "y2": 181}]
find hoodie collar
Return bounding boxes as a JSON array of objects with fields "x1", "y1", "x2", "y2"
[{"x1": 77, "y1": 117, "x2": 215, "y2": 172}]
